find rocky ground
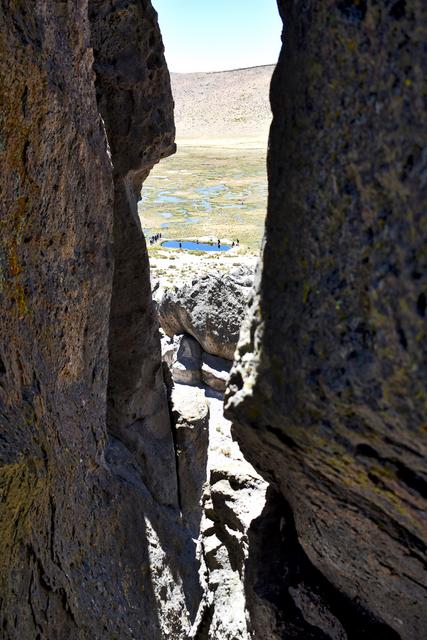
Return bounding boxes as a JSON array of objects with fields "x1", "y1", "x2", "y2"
[
  {"x1": 150, "y1": 247, "x2": 258, "y2": 293},
  {"x1": 155, "y1": 266, "x2": 269, "y2": 639}
]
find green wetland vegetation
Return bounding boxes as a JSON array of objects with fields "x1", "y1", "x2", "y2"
[{"x1": 139, "y1": 144, "x2": 268, "y2": 254}]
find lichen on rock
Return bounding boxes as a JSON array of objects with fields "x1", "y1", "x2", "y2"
[
  {"x1": 0, "y1": 2, "x2": 197, "y2": 638},
  {"x1": 1, "y1": 1, "x2": 426, "y2": 638},
  {"x1": 225, "y1": 2, "x2": 427, "y2": 638}
]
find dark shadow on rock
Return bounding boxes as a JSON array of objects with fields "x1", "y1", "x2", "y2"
[
  {"x1": 89, "y1": 0, "x2": 204, "y2": 629},
  {"x1": 244, "y1": 487, "x2": 402, "y2": 640},
  {"x1": 105, "y1": 435, "x2": 203, "y2": 632}
]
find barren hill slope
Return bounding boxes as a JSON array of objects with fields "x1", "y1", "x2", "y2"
[{"x1": 171, "y1": 64, "x2": 275, "y2": 143}]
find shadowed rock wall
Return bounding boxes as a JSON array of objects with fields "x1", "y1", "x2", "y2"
[
  {"x1": 0, "y1": 2, "x2": 201, "y2": 638},
  {"x1": 0, "y1": 2, "x2": 114, "y2": 636},
  {"x1": 89, "y1": 0, "x2": 177, "y2": 506},
  {"x1": 1, "y1": 0, "x2": 426, "y2": 638},
  {"x1": 226, "y1": 1, "x2": 427, "y2": 638}
]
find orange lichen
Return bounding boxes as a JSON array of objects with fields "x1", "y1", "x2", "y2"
[{"x1": 0, "y1": 58, "x2": 46, "y2": 319}]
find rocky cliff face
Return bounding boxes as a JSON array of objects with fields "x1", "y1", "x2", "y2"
[
  {"x1": 1, "y1": 1, "x2": 426, "y2": 639},
  {"x1": 226, "y1": 1, "x2": 427, "y2": 638},
  {"x1": 89, "y1": 0, "x2": 177, "y2": 506},
  {"x1": 0, "y1": 2, "x2": 114, "y2": 636},
  {"x1": 0, "y1": 2, "x2": 199, "y2": 638}
]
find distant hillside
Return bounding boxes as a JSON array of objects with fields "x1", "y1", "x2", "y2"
[{"x1": 170, "y1": 64, "x2": 275, "y2": 143}]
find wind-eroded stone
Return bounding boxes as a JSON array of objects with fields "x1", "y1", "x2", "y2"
[
  {"x1": 226, "y1": 2, "x2": 427, "y2": 638},
  {"x1": 89, "y1": 0, "x2": 177, "y2": 506},
  {"x1": 159, "y1": 267, "x2": 254, "y2": 360},
  {"x1": 0, "y1": 2, "x2": 201, "y2": 638}
]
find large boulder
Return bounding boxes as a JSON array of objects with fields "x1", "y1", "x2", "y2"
[
  {"x1": 172, "y1": 334, "x2": 202, "y2": 386},
  {"x1": 0, "y1": 3, "x2": 201, "y2": 639},
  {"x1": 226, "y1": 1, "x2": 427, "y2": 638},
  {"x1": 159, "y1": 268, "x2": 254, "y2": 360}
]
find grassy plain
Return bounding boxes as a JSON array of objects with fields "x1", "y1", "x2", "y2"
[{"x1": 138, "y1": 141, "x2": 268, "y2": 255}]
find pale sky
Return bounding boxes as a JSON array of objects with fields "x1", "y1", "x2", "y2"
[{"x1": 152, "y1": 0, "x2": 282, "y2": 73}]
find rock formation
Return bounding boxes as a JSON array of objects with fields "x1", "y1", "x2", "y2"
[
  {"x1": 89, "y1": 0, "x2": 177, "y2": 506},
  {"x1": 169, "y1": 378, "x2": 267, "y2": 640},
  {"x1": 0, "y1": 2, "x2": 115, "y2": 636},
  {"x1": 159, "y1": 267, "x2": 254, "y2": 360},
  {"x1": 0, "y1": 2, "x2": 199, "y2": 638},
  {"x1": 226, "y1": 2, "x2": 427, "y2": 638},
  {"x1": 155, "y1": 270, "x2": 269, "y2": 639},
  {"x1": 1, "y1": 1, "x2": 426, "y2": 639}
]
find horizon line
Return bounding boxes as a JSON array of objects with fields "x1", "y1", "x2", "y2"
[{"x1": 169, "y1": 62, "x2": 276, "y2": 75}]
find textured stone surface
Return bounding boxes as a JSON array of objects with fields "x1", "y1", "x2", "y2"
[
  {"x1": 171, "y1": 384, "x2": 209, "y2": 536},
  {"x1": 162, "y1": 333, "x2": 268, "y2": 640},
  {"x1": 243, "y1": 487, "x2": 406, "y2": 640},
  {"x1": 160, "y1": 331, "x2": 232, "y2": 391},
  {"x1": 189, "y1": 388, "x2": 268, "y2": 640},
  {"x1": 0, "y1": 2, "x2": 200, "y2": 638},
  {"x1": 89, "y1": 0, "x2": 177, "y2": 506},
  {"x1": 0, "y1": 2, "x2": 114, "y2": 636},
  {"x1": 159, "y1": 267, "x2": 254, "y2": 360},
  {"x1": 226, "y1": 2, "x2": 427, "y2": 638},
  {"x1": 201, "y1": 352, "x2": 232, "y2": 392},
  {"x1": 172, "y1": 334, "x2": 202, "y2": 386}
]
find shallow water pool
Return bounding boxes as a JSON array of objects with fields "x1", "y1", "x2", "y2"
[{"x1": 161, "y1": 240, "x2": 232, "y2": 252}]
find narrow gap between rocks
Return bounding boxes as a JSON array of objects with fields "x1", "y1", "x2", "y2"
[
  {"x1": 131, "y1": 6, "x2": 404, "y2": 639},
  {"x1": 96, "y1": 3, "x2": 407, "y2": 639},
  {"x1": 137, "y1": 8, "x2": 278, "y2": 638}
]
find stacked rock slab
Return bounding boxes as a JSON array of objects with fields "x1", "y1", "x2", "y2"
[
  {"x1": 226, "y1": 2, "x2": 427, "y2": 639},
  {"x1": 158, "y1": 269, "x2": 252, "y2": 394},
  {"x1": 0, "y1": 2, "x2": 201, "y2": 639}
]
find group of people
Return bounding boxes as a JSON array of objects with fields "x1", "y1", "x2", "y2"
[
  {"x1": 149, "y1": 232, "x2": 162, "y2": 245},
  {"x1": 149, "y1": 234, "x2": 241, "y2": 249},
  {"x1": 202, "y1": 238, "x2": 240, "y2": 248}
]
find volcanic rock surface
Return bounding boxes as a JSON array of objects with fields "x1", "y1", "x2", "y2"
[
  {"x1": 90, "y1": 0, "x2": 177, "y2": 506},
  {"x1": 1, "y1": 1, "x2": 426, "y2": 639},
  {"x1": 225, "y1": 2, "x2": 427, "y2": 639},
  {"x1": 0, "y1": 2, "x2": 198, "y2": 639},
  {"x1": 159, "y1": 267, "x2": 254, "y2": 360}
]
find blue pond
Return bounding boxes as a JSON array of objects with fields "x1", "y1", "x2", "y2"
[{"x1": 161, "y1": 240, "x2": 231, "y2": 252}]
